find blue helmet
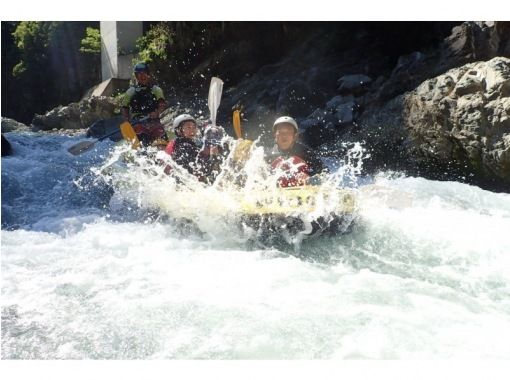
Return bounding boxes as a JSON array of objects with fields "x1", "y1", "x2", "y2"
[{"x1": 134, "y1": 62, "x2": 149, "y2": 73}]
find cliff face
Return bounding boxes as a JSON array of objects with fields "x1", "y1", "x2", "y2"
[
  {"x1": 7, "y1": 21, "x2": 510, "y2": 191},
  {"x1": 206, "y1": 21, "x2": 509, "y2": 191}
]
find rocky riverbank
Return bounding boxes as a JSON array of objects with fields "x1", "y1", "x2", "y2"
[{"x1": 3, "y1": 21, "x2": 509, "y2": 191}]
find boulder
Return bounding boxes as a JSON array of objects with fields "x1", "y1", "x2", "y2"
[
  {"x1": 32, "y1": 96, "x2": 117, "y2": 131},
  {"x1": 334, "y1": 101, "x2": 361, "y2": 126},
  {"x1": 439, "y1": 21, "x2": 510, "y2": 70},
  {"x1": 377, "y1": 51, "x2": 430, "y2": 101},
  {"x1": 356, "y1": 57, "x2": 510, "y2": 190},
  {"x1": 1, "y1": 117, "x2": 30, "y2": 133},
  {"x1": 276, "y1": 80, "x2": 315, "y2": 117},
  {"x1": 337, "y1": 74, "x2": 372, "y2": 95},
  {"x1": 403, "y1": 57, "x2": 510, "y2": 186},
  {"x1": 325, "y1": 95, "x2": 354, "y2": 111}
]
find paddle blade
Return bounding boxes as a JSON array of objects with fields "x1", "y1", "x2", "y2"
[
  {"x1": 120, "y1": 121, "x2": 140, "y2": 150},
  {"x1": 233, "y1": 110, "x2": 242, "y2": 139},
  {"x1": 208, "y1": 77, "x2": 223, "y2": 126},
  {"x1": 233, "y1": 139, "x2": 253, "y2": 163},
  {"x1": 67, "y1": 140, "x2": 96, "y2": 156}
]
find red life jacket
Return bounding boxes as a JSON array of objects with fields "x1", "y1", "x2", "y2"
[
  {"x1": 165, "y1": 139, "x2": 176, "y2": 155},
  {"x1": 271, "y1": 155, "x2": 309, "y2": 187},
  {"x1": 163, "y1": 140, "x2": 177, "y2": 174}
]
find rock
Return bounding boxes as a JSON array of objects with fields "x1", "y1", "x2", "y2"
[
  {"x1": 392, "y1": 52, "x2": 426, "y2": 76},
  {"x1": 375, "y1": 22, "x2": 510, "y2": 103},
  {"x1": 404, "y1": 57, "x2": 510, "y2": 186},
  {"x1": 276, "y1": 80, "x2": 314, "y2": 117},
  {"x1": 301, "y1": 111, "x2": 341, "y2": 148},
  {"x1": 378, "y1": 52, "x2": 429, "y2": 100},
  {"x1": 337, "y1": 74, "x2": 372, "y2": 94},
  {"x1": 86, "y1": 115, "x2": 124, "y2": 141},
  {"x1": 439, "y1": 21, "x2": 510, "y2": 71},
  {"x1": 325, "y1": 95, "x2": 354, "y2": 111},
  {"x1": 79, "y1": 96, "x2": 117, "y2": 128},
  {"x1": 1, "y1": 117, "x2": 30, "y2": 133},
  {"x1": 32, "y1": 96, "x2": 117, "y2": 131},
  {"x1": 299, "y1": 118, "x2": 316, "y2": 131},
  {"x1": 1, "y1": 134, "x2": 12, "y2": 156},
  {"x1": 334, "y1": 101, "x2": 361, "y2": 125}
]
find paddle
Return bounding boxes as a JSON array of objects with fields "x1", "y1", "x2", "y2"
[
  {"x1": 232, "y1": 110, "x2": 253, "y2": 163},
  {"x1": 233, "y1": 109, "x2": 242, "y2": 139},
  {"x1": 208, "y1": 77, "x2": 224, "y2": 126},
  {"x1": 120, "y1": 121, "x2": 140, "y2": 150},
  {"x1": 67, "y1": 128, "x2": 120, "y2": 156}
]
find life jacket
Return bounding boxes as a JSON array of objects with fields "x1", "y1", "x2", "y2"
[
  {"x1": 267, "y1": 142, "x2": 324, "y2": 176},
  {"x1": 163, "y1": 137, "x2": 199, "y2": 175},
  {"x1": 129, "y1": 85, "x2": 159, "y2": 116},
  {"x1": 271, "y1": 155, "x2": 309, "y2": 188},
  {"x1": 165, "y1": 140, "x2": 176, "y2": 156},
  {"x1": 132, "y1": 120, "x2": 166, "y2": 147}
]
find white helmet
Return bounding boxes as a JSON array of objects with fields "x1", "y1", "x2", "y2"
[
  {"x1": 173, "y1": 114, "x2": 196, "y2": 133},
  {"x1": 273, "y1": 116, "x2": 298, "y2": 133}
]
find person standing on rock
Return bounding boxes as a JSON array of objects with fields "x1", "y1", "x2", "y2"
[
  {"x1": 121, "y1": 62, "x2": 167, "y2": 146},
  {"x1": 266, "y1": 116, "x2": 325, "y2": 187}
]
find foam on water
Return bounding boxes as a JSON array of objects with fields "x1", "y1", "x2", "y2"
[{"x1": 2, "y1": 131, "x2": 510, "y2": 359}]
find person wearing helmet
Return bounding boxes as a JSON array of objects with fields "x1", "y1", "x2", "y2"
[
  {"x1": 267, "y1": 116, "x2": 324, "y2": 187},
  {"x1": 164, "y1": 114, "x2": 200, "y2": 175},
  {"x1": 121, "y1": 62, "x2": 167, "y2": 146},
  {"x1": 196, "y1": 125, "x2": 229, "y2": 184}
]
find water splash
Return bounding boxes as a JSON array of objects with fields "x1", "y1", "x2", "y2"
[
  {"x1": 3, "y1": 131, "x2": 510, "y2": 359},
  {"x1": 93, "y1": 136, "x2": 367, "y2": 249}
]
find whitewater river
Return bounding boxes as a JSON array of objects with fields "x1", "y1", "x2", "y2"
[{"x1": 2, "y1": 131, "x2": 510, "y2": 359}]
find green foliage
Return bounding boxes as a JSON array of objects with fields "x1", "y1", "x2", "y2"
[
  {"x1": 136, "y1": 23, "x2": 173, "y2": 63},
  {"x1": 12, "y1": 62, "x2": 26, "y2": 76},
  {"x1": 4, "y1": 21, "x2": 101, "y2": 123},
  {"x1": 80, "y1": 27, "x2": 101, "y2": 54},
  {"x1": 11, "y1": 21, "x2": 56, "y2": 77},
  {"x1": 12, "y1": 21, "x2": 53, "y2": 50}
]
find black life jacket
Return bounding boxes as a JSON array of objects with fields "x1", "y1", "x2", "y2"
[{"x1": 129, "y1": 85, "x2": 158, "y2": 115}]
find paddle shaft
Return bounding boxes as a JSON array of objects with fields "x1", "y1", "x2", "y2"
[{"x1": 98, "y1": 128, "x2": 122, "y2": 141}]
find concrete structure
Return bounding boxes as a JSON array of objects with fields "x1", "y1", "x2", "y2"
[
  {"x1": 100, "y1": 21, "x2": 143, "y2": 81},
  {"x1": 82, "y1": 78, "x2": 132, "y2": 100}
]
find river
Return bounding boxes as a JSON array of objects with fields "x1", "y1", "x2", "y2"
[{"x1": 2, "y1": 131, "x2": 510, "y2": 359}]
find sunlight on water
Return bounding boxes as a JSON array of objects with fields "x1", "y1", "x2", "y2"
[{"x1": 2, "y1": 131, "x2": 510, "y2": 359}]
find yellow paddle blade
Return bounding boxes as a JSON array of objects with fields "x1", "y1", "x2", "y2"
[
  {"x1": 233, "y1": 139, "x2": 253, "y2": 163},
  {"x1": 120, "y1": 121, "x2": 140, "y2": 150},
  {"x1": 233, "y1": 110, "x2": 242, "y2": 139}
]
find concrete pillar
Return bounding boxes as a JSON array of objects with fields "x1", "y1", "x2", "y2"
[{"x1": 100, "y1": 21, "x2": 143, "y2": 81}]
